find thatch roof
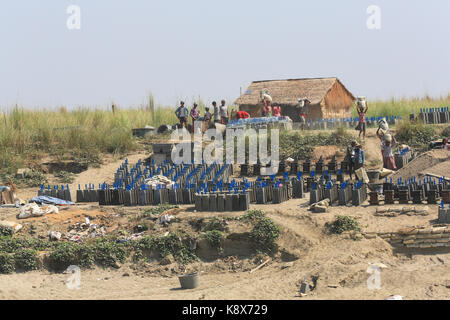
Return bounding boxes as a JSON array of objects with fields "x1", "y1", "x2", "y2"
[{"x1": 234, "y1": 77, "x2": 355, "y2": 106}]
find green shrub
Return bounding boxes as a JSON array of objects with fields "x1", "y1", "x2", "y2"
[
  {"x1": 49, "y1": 242, "x2": 82, "y2": 271},
  {"x1": 395, "y1": 121, "x2": 436, "y2": 151},
  {"x1": 204, "y1": 217, "x2": 227, "y2": 232},
  {"x1": 153, "y1": 233, "x2": 196, "y2": 264},
  {"x1": 327, "y1": 215, "x2": 361, "y2": 234},
  {"x1": 279, "y1": 127, "x2": 353, "y2": 160},
  {"x1": 14, "y1": 249, "x2": 38, "y2": 271},
  {"x1": 249, "y1": 218, "x2": 281, "y2": 254},
  {"x1": 0, "y1": 253, "x2": 15, "y2": 274},
  {"x1": 441, "y1": 126, "x2": 450, "y2": 138},
  {"x1": 0, "y1": 226, "x2": 13, "y2": 237},
  {"x1": 241, "y1": 209, "x2": 266, "y2": 222},
  {"x1": 94, "y1": 240, "x2": 128, "y2": 268},
  {"x1": 203, "y1": 230, "x2": 224, "y2": 253}
]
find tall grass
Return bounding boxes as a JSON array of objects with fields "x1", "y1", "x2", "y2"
[
  {"x1": 0, "y1": 105, "x2": 178, "y2": 173},
  {"x1": 1, "y1": 94, "x2": 448, "y2": 174},
  {"x1": 352, "y1": 94, "x2": 450, "y2": 118}
]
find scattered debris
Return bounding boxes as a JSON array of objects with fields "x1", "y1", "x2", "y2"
[
  {"x1": 17, "y1": 203, "x2": 59, "y2": 219},
  {"x1": 250, "y1": 259, "x2": 270, "y2": 274},
  {"x1": 48, "y1": 231, "x2": 62, "y2": 241},
  {"x1": 299, "y1": 278, "x2": 311, "y2": 296},
  {"x1": 309, "y1": 199, "x2": 330, "y2": 213},
  {"x1": 159, "y1": 214, "x2": 174, "y2": 226},
  {"x1": 144, "y1": 175, "x2": 175, "y2": 189}
]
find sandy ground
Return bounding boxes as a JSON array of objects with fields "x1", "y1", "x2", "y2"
[
  {"x1": 3, "y1": 136, "x2": 450, "y2": 300},
  {"x1": 1, "y1": 198, "x2": 449, "y2": 300}
]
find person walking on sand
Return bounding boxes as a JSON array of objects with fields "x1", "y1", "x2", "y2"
[
  {"x1": 190, "y1": 103, "x2": 200, "y2": 133},
  {"x1": 219, "y1": 100, "x2": 228, "y2": 125},
  {"x1": 175, "y1": 101, "x2": 188, "y2": 129},
  {"x1": 356, "y1": 97, "x2": 368, "y2": 140},
  {"x1": 377, "y1": 131, "x2": 397, "y2": 170}
]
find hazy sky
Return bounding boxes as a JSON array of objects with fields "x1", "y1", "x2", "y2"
[{"x1": 0, "y1": 0, "x2": 449, "y2": 109}]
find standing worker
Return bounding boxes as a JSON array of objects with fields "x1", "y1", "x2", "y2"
[
  {"x1": 272, "y1": 102, "x2": 281, "y2": 117},
  {"x1": 356, "y1": 97, "x2": 369, "y2": 140},
  {"x1": 296, "y1": 98, "x2": 310, "y2": 130},
  {"x1": 377, "y1": 128, "x2": 397, "y2": 170},
  {"x1": 347, "y1": 141, "x2": 357, "y2": 180},
  {"x1": 261, "y1": 89, "x2": 272, "y2": 117},
  {"x1": 212, "y1": 101, "x2": 220, "y2": 124},
  {"x1": 175, "y1": 101, "x2": 189, "y2": 130},
  {"x1": 203, "y1": 107, "x2": 212, "y2": 132},
  {"x1": 190, "y1": 103, "x2": 200, "y2": 133},
  {"x1": 220, "y1": 100, "x2": 228, "y2": 125},
  {"x1": 352, "y1": 143, "x2": 365, "y2": 173}
]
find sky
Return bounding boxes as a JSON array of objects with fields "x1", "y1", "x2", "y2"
[{"x1": 0, "y1": 0, "x2": 449, "y2": 109}]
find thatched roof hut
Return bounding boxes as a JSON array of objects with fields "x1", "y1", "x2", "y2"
[{"x1": 234, "y1": 77, "x2": 355, "y2": 121}]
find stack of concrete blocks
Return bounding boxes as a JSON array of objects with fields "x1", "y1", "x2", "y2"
[
  {"x1": 412, "y1": 189, "x2": 424, "y2": 204},
  {"x1": 273, "y1": 185, "x2": 288, "y2": 204},
  {"x1": 153, "y1": 188, "x2": 169, "y2": 205},
  {"x1": 76, "y1": 188, "x2": 99, "y2": 203},
  {"x1": 418, "y1": 108, "x2": 450, "y2": 125},
  {"x1": 376, "y1": 226, "x2": 450, "y2": 249},
  {"x1": 194, "y1": 192, "x2": 250, "y2": 212},
  {"x1": 352, "y1": 183, "x2": 368, "y2": 206},
  {"x1": 438, "y1": 205, "x2": 450, "y2": 224},
  {"x1": 324, "y1": 184, "x2": 339, "y2": 205},
  {"x1": 39, "y1": 186, "x2": 73, "y2": 202},
  {"x1": 427, "y1": 189, "x2": 439, "y2": 204},
  {"x1": 292, "y1": 178, "x2": 305, "y2": 199},
  {"x1": 310, "y1": 184, "x2": 325, "y2": 205},
  {"x1": 124, "y1": 189, "x2": 139, "y2": 206},
  {"x1": 338, "y1": 183, "x2": 352, "y2": 206}
]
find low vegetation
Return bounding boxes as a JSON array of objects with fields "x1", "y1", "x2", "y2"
[
  {"x1": 395, "y1": 121, "x2": 437, "y2": 151},
  {"x1": 326, "y1": 215, "x2": 361, "y2": 235},
  {"x1": 280, "y1": 125, "x2": 353, "y2": 160}
]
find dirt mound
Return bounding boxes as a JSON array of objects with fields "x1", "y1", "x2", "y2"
[
  {"x1": 390, "y1": 149, "x2": 450, "y2": 181},
  {"x1": 420, "y1": 159, "x2": 450, "y2": 179}
]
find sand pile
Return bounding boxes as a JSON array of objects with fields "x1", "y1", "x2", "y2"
[{"x1": 390, "y1": 149, "x2": 450, "y2": 181}]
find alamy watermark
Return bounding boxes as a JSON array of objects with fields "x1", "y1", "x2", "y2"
[
  {"x1": 65, "y1": 265, "x2": 81, "y2": 290},
  {"x1": 367, "y1": 5, "x2": 381, "y2": 30},
  {"x1": 170, "y1": 124, "x2": 280, "y2": 175},
  {"x1": 366, "y1": 265, "x2": 381, "y2": 290},
  {"x1": 67, "y1": 4, "x2": 81, "y2": 30}
]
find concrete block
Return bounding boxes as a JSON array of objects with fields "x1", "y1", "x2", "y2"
[
  {"x1": 225, "y1": 194, "x2": 233, "y2": 212},
  {"x1": 217, "y1": 194, "x2": 225, "y2": 212}
]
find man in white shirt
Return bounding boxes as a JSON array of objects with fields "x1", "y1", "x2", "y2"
[
  {"x1": 212, "y1": 101, "x2": 220, "y2": 124},
  {"x1": 219, "y1": 100, "x2": 228, "y2": 125}
]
